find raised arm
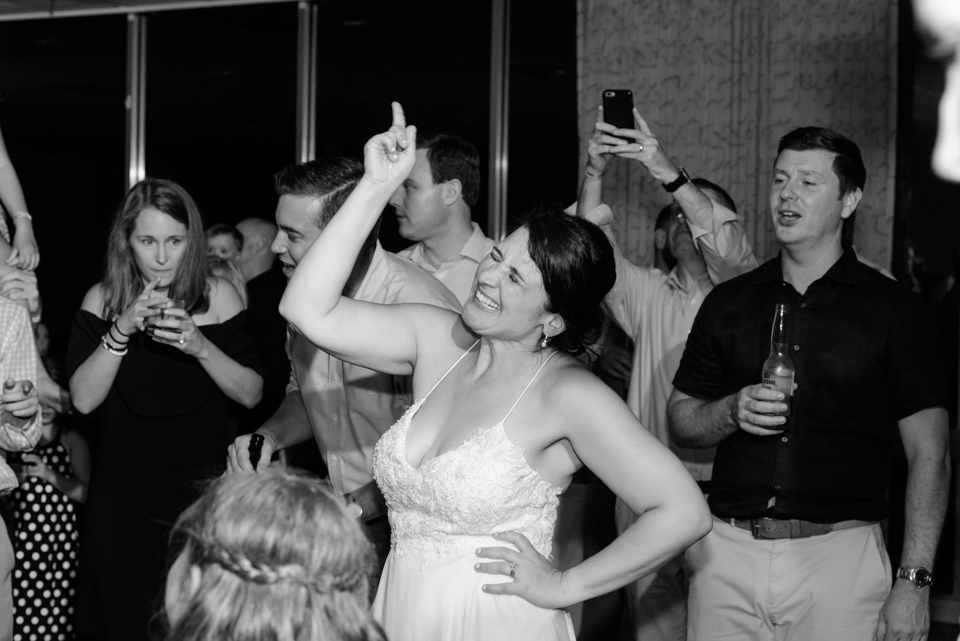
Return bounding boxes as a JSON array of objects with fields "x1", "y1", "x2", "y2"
[
  {"x1": 0, "y1": 125, "x2": 39, "y2": 271},
  {"x1": 279, "y1": 103, "x2": 455, "y2": 376}
]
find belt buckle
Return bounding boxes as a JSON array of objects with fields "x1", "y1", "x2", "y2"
[{"x1": 751, "y1": 518, "x2": 762, "y2": 539}]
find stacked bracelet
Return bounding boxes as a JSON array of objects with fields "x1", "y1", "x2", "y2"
[
  {"x1": 101, "y1": 334, "x2": 128, "y2": 357},
  {"x1": 113, "y1": 323, "x2": 131, "y2": 338},
  {"x1": 13, "y1": 211, "x2": 32, "y2": 221},
  {"x1": 108, "y1": 324, "x2": 129, "y2": 346}
]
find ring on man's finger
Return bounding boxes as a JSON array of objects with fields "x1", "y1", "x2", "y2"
[
  {"x1": 637, "y1": 143, "x2": 644, "y2": 151},
  {"x1": 509, "y1": 562, "x2": 517, "y2": 578}
]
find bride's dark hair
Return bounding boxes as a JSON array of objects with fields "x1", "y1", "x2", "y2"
[{"x1": 515, "y1": 207, "x2": 615, "y2": 357}]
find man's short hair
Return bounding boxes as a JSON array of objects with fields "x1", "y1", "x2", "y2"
[
  {"x1": 692, "y1": 178, "x2": 737, "y2": 213},
  {"x1": 205, "y1": 223, "x2": 244, "y2": 252},
  {"x1": 655, "y1": 204, "x2": 675, "y2": 232},
  {"x1": 418, "y1": 134, "x2": 481, "y2": 210},
  {"x1": 274, "y1": 158, "x2": 364, "y2": 229},
  {"x1": 777, "y1": 127, "x2": 866, "y2": 198}
]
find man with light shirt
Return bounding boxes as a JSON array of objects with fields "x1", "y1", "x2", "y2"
[{"x1": 391, "y1": 134, "x2": 494, "y2": 304}]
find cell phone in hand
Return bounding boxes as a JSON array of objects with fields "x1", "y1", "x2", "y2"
[{"x1": 602, "y1": 89, "x2": 635, "y2": 141}]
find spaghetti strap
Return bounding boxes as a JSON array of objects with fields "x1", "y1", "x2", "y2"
[
  {"x1": 502, "y1": 350, "x2": 559, "y2": 423},
  {"x1": 422, "y1": 340, "x2": 480, "y2": 401}
]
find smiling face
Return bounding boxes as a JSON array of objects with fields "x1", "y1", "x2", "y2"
[
  {"x1": 916, "y1": 0, "x2": 960, "y2": 182},
  {"x1": 128, "y1": 208, "x2": 188, "y2": 289},
  {"x1": 769, "y1": 149, "x2": 859, "y2": 251},
  {"x1": 463, "y1": 226, "x2": 558, "y2": 344},
  {"x1": 389, "y1": 149, "x2": 449, "y2": 243},
  {"x1": 271, "y1": 195, "x2": 325, "y2": 279}
]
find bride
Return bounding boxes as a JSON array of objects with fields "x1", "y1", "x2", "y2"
[{"x1": 275, "y1": 103, "x2": 711, "y2": 640}]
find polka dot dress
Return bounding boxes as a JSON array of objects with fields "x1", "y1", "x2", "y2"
[{"x1": 9, "y1": 435, "x2": 78, "y2": 641}]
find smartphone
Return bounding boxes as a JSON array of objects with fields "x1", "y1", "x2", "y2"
[{"x1": 602, "y1": 89, "x2": 635, "y2": 133}]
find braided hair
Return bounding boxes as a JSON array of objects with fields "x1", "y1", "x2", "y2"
[{"x1": 163, "y1": 469, "x2": 385, "y2": 641}]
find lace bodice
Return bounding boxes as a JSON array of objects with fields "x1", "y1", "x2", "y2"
[{"x1": 372, "y1": 344, "x2": 562, "y2": 562}]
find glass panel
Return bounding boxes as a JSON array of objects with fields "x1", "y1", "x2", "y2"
[
  {"x1": 506, "y1": 0, "x2": 578, "y2": 224},
  {"x1": 0, "y1": 15, "x2": 127, "y2": 352},
  {"x1": 313, "y1": 0, "x2": 492, "y2": 252},
  {"x1": 146, "y1": 3, "x2": 298, "y2": 229}
]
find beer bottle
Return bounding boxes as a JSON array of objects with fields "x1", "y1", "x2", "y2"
[{"x1": 760, "y1": 303, "x2": 795, "y2": 419}]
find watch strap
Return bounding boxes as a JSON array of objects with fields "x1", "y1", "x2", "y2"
[
  {"x1": 896, "y1": 566, "x2": 933, "y2": 587},
  {"x1": 663, "y1": 167, "x2": 692, "y2": 193}
]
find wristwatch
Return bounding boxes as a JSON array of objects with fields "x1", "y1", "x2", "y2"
[
  {"x1": 897, "y1": 566, "x2": 933, "y2": 588},
  {"x1": 343, "y1": 493, "x2": 363, "y2": 520},
  {"x1": 662, "y1": 167, "x2": 691, "y2": 193}
]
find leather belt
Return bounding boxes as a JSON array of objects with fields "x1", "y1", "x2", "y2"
[
  {"x1": 730, "y1": 517, "x2": 874, "y2": 540},
  {"x1": 343, "y1": 481, "x2": 388, "y2": 524}
]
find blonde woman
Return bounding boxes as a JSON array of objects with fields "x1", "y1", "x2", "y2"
[{"x1": 164, "y1": 468, "x2": 386, "y2": 641}]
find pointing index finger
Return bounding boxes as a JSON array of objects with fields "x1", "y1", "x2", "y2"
[{"x1": 391, "y1": 101, "x2": 406, "y2": 130}]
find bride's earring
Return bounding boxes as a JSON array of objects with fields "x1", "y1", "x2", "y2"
[{"x1": 540, "y1": 334, "x2": 548, "y2": 350}]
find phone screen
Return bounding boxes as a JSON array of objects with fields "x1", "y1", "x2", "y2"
[{"x1": 602, "y1": 89, "x2": 634, "y2": 131}]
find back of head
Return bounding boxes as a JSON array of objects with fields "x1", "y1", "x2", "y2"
[
  {"x1": 777, "y1": 127, "x2": 866, "y2": 198},
  {"x1": 274, "y1": 158, "x2": 364, "y2": 230},
  {"x1": 691, "y1": 178, "x2": 737, "y2": 213},
  {"x1": 103, "y1": 178, "x2": 209, "y2": 319},
  {"x1": 418, "y1": 134, "x2": 481, "y2": 210},
  {"x1": 516, "y1": 207, "x2": 615, "y2": 357},
  {"x1": 165, "y1": 469, "x2": 384, "y2": 641},
  {"x1": 208, "y1": 257, "x2": 248, "y2": 308}
]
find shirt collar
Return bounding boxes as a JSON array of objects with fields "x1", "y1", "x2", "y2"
[
  {"x1": 756, "y1": 239, "x2": 860, "y2": 286},
  {"x1": 459, "y1": 223, "x2": 491, "y2": 263}
]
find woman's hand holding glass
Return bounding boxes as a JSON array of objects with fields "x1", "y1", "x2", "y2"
[
  {"x1": 114, "y1": 278, "x2": 166, "y2": 336},
  {"x1": 150, "y1": 303, "x2": 202, "y2": 355}
]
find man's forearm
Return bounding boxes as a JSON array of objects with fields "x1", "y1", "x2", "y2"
[
  {"x1": 668, "y1": 393, "x2": 738, "y2": 448},
  {"x1": 899, "y1": 409, "x2": 950, "y2": 571},
  {"x1": 577, "y1": 170, "x2": 604, "y2": 218},
  {"x1": 258, "y1": 389, "x2": 313, "y2": 450}
]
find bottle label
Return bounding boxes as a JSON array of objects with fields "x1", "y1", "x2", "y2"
[{"x1": 760, "y1": 369, "x2": 794, "y2": 416}]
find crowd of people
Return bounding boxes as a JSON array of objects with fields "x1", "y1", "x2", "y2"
[{"x1": 0, "y1": 0, "x2": 955, "y2": 640}]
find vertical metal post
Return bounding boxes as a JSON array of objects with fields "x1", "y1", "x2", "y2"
[
  {"x1": 125, "y1": 13, "x2": 147, "y2": 191},
  {"x1": 487, "y1": 0, "x2": 510, "y2": 240},
  {"x1": 296, "y1": 1, "x2": 318, "y2": 163}
]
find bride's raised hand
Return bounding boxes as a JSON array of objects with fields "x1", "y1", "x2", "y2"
[
  {"x1": 475, "y1": 531, "x2": 569, "y2": 609},
  {"x1": 363, "y1": 101, "x2": 417, "y2": 189}
]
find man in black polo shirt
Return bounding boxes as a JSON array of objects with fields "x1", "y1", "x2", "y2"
[{"x1": 667, "y1": 127, "x2": 949, "y2": 641}]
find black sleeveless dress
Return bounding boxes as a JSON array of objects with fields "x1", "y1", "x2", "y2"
[{"x1": 65, "y1": 310, "x2": 262, "y2": 641}]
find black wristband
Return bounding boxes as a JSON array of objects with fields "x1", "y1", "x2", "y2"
[
  {"x1": 113, "y1": 323, "x2": 131, "y2": 338},
  {"x1": 663, "y1": 167, "x2": 692, "y2": 193},
  {"x1": 108, "y1": 325, "x2": 129, "y2": 346}
]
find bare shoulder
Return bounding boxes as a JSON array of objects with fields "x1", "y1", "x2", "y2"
[
  {"x1": 540, "y1": 357, "x2": 637, "y2": 432},
  {"x1": 60, "y1": 428, "x2": 88, "y2": 451},
  {"x1": 206, "y1": 276, "x2": 243, "y2": 320},
  {"x1": 80, "y1": 283, "x2": 106, "y2": 317}
]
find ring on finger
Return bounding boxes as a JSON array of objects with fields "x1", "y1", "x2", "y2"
[
  {"x1": 178, "y1": 335, "x2": 185, "y2": 345},
  {"x1": 509, "y1": 562, "x2": 517, "y2": 578},
  {"x1": 637, "y1": 142, "x2": 644, "y2": 151}
]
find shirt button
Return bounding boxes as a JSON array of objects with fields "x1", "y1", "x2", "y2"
[
  {"x1": 774, "y1": 484, "x2": 782, "y2": 490},
  {"x1": 781, "y1": 436, "x2": 788, "y2": 443},
  {"x1": 333, "y1": 375, "x2": 340, "y2": 382},
  {"x1": 332, "y1": 414, "x2": 338, "y2": 421},
  {"x1": 800, "y1": 302, "x2": 807, "y2": 308},
  {"x1": 793, "y1": 345, "x2": 800, "y2": 351},
  {"x1": 330, "y1": 454, "x2": 337, "y2": 461}
]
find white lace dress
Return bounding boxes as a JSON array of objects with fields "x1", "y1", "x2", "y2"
[{"x1": 372, "y1": 346, "x2": 575, "y2": 641}]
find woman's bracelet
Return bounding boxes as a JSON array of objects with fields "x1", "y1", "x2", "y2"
[
  {"x1": 101, "y1": 334, "x2": 128, "y2": 357},
  {"x1": 107, "y1": 325, "x2": 128, "y2": 347},
  {"x1": 112, "y1": 323, "x2": 131, "y2": 338},
  {"x1": 13, "y1": 211, "x2": 32, "y2": 222}
]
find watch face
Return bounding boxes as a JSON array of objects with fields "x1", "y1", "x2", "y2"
[{"x1": 915, "y1": 568, "x2": 933, "y2": 587}]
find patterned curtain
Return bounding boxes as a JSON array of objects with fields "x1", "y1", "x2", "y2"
[{"x1": 577, "y1": 0, "x2": 898, "y2": 268}]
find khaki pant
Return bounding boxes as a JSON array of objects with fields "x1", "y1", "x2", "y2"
[{"x1": 686, "y1": 517, "x2": 891, "y2": 641}]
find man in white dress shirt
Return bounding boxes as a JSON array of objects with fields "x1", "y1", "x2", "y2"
[{"x1": 391, "y1": 134, "x2": 494, "y2": 304}]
